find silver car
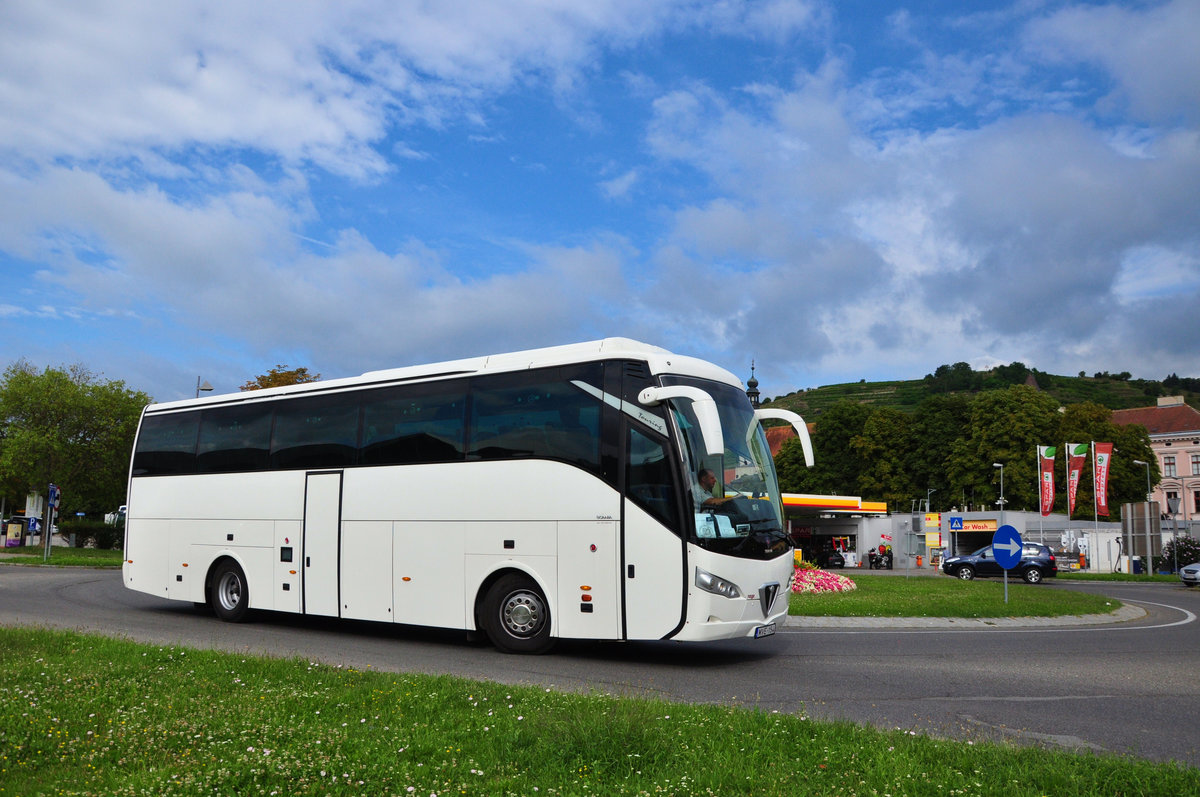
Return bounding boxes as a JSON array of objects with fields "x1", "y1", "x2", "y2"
[{"x1": 1180, "y1": 562, "x2": 1200, "y2": 588}]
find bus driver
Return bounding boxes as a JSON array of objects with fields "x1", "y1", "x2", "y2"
[{"x1": 693, "y1": 467, "x2": 717, "y2": 506}]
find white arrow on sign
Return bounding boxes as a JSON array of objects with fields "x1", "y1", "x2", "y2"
[{"x1": 993, "y1": 539, "x2": 1020, "y2": 554}]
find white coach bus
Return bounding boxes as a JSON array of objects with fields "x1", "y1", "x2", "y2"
[{"x1": 123, "y1": 339, "x2": 812, "y2": 653}]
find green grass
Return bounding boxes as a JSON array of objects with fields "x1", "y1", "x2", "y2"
[
  {"x1": 0, "y1": 628, "x2": 1194, "y2": 796},
  {"x1": 0, "y1": 547, "x2": 123, "y2": 568},
  {"x1": 789, "y1": 573, "x2": 1119, "y2": 618},
  {"x1": 1058, "y1": 571, "x2": 1178, "y2": 583}
]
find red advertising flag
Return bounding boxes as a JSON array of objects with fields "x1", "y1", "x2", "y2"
[
  {"x1": 1065, "y1": 443, "x2": 1088, "y2": 516},
  {"x1": 1094, "y1": 442, "x2": 1114, "y2": 517},
  {"x1": 1038, "y1": 446, "x2": 1056, "y2": 517}
]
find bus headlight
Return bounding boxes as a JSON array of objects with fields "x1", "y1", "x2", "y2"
[{"x1": 695, "y1": 567, "x2": 742, "y2": 599}]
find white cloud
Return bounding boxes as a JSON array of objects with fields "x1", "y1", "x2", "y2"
[
  {"x1": 1022, "y1": 0, "x2": 1200, "y2": 124},
  {"x1": 2, "y1": 0, "x2": 1198, "y2": 404},
  {"x1": 1114, "y1": 245, "x2": 1200, "y2": 303},
  {"x1": 0, "y1": 1, "x2": 691, "y2": 176},
  {"x1": 600, "y1": 168, "x2": 640, "y2": 199}
]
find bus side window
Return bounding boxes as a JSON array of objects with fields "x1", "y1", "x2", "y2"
[
  {"x1": 132, "y1": 411, "x2": 200, "y2": 475},
  {"x1": 468, "y1": 366, "x2": 602, "y2": 476},
  {"x1": 196, "y1": 404, "x2": 273, "y2": 473},
  {"x1": 626, "y1": 426, "x2": 681, "y2": 534},
  {"x1": 270, "y1": 393, "x2": 359, "y2": 470},
  {"x1": 360, "y1": 384, "x2": 466, "y2": 466}
]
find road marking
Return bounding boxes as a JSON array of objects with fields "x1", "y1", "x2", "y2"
[{"x1": 781, "y1": 599, "x2": 1195, "y2": 634}]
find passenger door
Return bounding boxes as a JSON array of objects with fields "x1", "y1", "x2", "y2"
[
  {"x1": 621, "y1": 424, "x2": 686, "y2": 640},
  {"x1": 302, "y1": 471, "x2": 342, "y2": 617}
]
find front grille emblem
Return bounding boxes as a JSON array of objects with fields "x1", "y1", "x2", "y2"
[{"x1": 759, "y1": 582, "x2": 780, "y2": 617}]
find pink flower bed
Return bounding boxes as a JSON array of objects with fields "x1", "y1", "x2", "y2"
[{"x1": 791, "y1": 567, "x2": 857, "y2": 594}]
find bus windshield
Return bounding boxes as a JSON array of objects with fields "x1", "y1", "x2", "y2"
[{"x1": 661, "y1": 376, "x2": 790, "y2": 561}]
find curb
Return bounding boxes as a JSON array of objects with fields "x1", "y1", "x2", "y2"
[{"x1": 785, "y1": 603, "x2": 1146, "y2": 629}]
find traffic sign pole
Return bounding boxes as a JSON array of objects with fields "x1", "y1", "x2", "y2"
[
  {"x1": 43, "y1": 484, "x2": 61, "y2": 563},
  {"x1": 992, "y1": 524, "x2": 1023, "y2": 604}
]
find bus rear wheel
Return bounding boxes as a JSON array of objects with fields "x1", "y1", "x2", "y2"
[
  {"x1": 482, "y1": 574, "x2": 553, "y2": 654},
  {"x1": 210, "y1": 560, "x2": 249, "y2": 622}
]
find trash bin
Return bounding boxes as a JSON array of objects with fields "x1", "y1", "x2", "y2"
[{"x1": 1132, "y1": 557, "x2": 1143, "y2": 575}]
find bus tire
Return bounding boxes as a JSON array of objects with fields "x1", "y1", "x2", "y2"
[
  {"x1": 210, "y1": 560, "x2": 250, "y2": 622},
  {"x1": 482, "y1": 574, "x2": 554, "y2": 654}
]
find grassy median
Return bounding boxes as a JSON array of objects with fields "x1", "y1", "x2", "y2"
[
  {"x1": 1, "y1": 627, "x2": 1195, "y2": 796},
  {"x1": 0, "y1": 547, "x2": 123, "y2": 568},
  {"x1": 788, "y1": 573, "x2": 1120, "y2": 618}
]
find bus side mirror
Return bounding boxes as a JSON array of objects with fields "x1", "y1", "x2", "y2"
[
  {"x1": 752, "y1": 408, "x2": 813, "y2": 467},
  {"x1": 638, "y1": 386, "x2": 724, "y2": 457}
]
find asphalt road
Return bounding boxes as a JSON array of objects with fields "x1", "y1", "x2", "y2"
[{"x1": 2, "y1": 567, "x2": 1198, "y2": 768}]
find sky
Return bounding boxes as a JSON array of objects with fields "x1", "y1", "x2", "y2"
[{"x1": 2, "y1": 0, "x2": 1198, "y2": 403}]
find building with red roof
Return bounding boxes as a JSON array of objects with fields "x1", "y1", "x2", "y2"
[{"x1": 1112, "y1": 396, "x2": 1200, "y2": 526}]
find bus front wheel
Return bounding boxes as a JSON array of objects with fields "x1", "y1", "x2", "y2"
[
  {"x1": 482, "y1": 574, "x2": 554, "y2": 654},
  {"x1": 210, "y1": 560, "x2": 249, "y2": 622}
]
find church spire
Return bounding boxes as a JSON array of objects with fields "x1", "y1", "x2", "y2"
[{"x1": 746, "y1": 360, "x2": 760, "y2": 408}]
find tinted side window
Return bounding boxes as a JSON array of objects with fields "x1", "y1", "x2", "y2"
[
  {"x1": 468, "y1": 365, "x2": 602, "y2": 474},
  {"x1": 196, "y1": 404, "x2": 273, "y2": 473},
  {"x1": 271, "y1": 392, "x2": 359, "y2": 470},
  {"x1": 132, "y1": 411, "x2": 200, "y2": 476},
  {"x1": 627, "y1": 426, "x2": 681, "y2": 534},
  {"x1": 360, "y1": 383, "x2": 466, "y2": 466}
]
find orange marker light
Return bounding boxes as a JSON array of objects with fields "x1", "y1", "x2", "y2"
[{"x1": 580, "y1": 585, "x2": 592, "y2": 591}]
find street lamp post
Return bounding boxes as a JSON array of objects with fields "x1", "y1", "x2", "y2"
[
  {"x1": 195, "y1": 377, "x2": 214, "y2": 398},
  {"x1": 1132, "y1": 459, "x2": 1152, "y2": 502},
  {"x1": 993, "y1": 463, "x2": 1006, "y2": 527}
]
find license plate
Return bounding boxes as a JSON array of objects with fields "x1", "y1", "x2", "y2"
[{"x1": 754, "y1": 623, "x2": 776, "y2": 638}]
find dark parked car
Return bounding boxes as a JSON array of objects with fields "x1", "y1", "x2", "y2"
[
  {"x1": 941, "y1": 543, "x2": 1058, "y2": 584},
  {"x1": 816, "y1": 549, "x2": 845, "y2": 569}
]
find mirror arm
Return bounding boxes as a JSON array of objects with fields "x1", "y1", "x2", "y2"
[{"x1": 753, "y1": 408, "x2": 814, "y2": 467}]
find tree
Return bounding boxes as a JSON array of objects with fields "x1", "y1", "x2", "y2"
[
  {"x1": 924, "y1": 362, "x2": 979, "y2": 393},
  {"x1": 908, "y1": 393, "x2": 971, "y2": 511},
  {"x1": 945, "y1": 386, "x2": 1062, "y2": 514},
  {"x1": 774, "y1": 435, "x2": 817, "y2": 494},
  {"x1": 0, "y1": 361, "x2": 150, "y2": 517},
  {"x1": 771, "y1": 383, "x2": 1160, "y2": 520},
  {"x1": 1057, "y1": 402, "x2": 1157, "y2": 520},
  {"x1": 991, "y1": 361, "x2": 1030, "y2": 386},
  {"x1": 852, "y1": 407, "x2": 916, "y2": 511},
  {"x1": 776, "y1": 401, "x2": 870, "y2": 495},
  {"x1": 240, "y1": 365, "x2": 321, "y2": 391}
]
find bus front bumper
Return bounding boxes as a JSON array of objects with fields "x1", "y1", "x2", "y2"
[{"x1": 674, "y1": 592, "x2": 789, "y2": 642}]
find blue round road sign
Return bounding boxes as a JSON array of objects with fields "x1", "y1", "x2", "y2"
[{"x1": 991, "y1": 524, "x2": 1023, "y2": 570}]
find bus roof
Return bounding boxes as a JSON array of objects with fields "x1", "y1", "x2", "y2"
[{"x1": 146, "y1": 338, "x2": 742, "y2": 413}]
